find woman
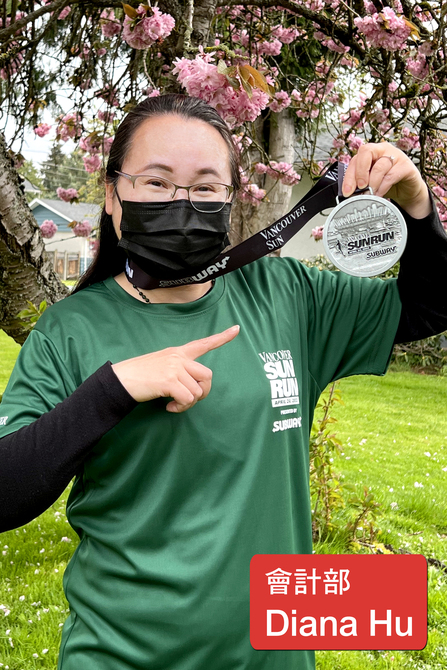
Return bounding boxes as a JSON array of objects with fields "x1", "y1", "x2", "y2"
[{"x1": 0, "y1": 94, "x2": 446, "y2": 670}]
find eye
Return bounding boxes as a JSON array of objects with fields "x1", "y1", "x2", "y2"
[
  {"x1": 140, "y1": 177, "x2": 169, "y2": 188},
  {"x1": 193, "y1": 184, "x2": 217, "y2": 193}
]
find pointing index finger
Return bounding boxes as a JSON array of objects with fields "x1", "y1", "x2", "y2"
[{"x1": 180, "y1": 325, "x2": 240, "y2": 360}]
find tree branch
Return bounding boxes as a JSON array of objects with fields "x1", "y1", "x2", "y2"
[
  {"x1": 216, "y1": 0, "x2": 366, "y2": 58},
  {"x1": 0, "y1": 0, "x2": 124, "y2": 42}
]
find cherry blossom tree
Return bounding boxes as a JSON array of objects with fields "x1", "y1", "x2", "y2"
[{"x1": 1, "y1": 0, "x2": 447, "y2": 341}]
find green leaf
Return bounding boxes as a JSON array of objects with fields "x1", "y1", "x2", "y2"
[{"x1": 217, "y1": 59, "x2": 228, "y2": 75}]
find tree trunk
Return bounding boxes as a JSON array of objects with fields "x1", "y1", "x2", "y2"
[
  {"x1": 230, "y1": 109, "x2": 296, "y2": 252},
  {"x1": 0, "y1": 131, "x2": 68, "y2": 344},
  {"x1": 191, "y1": 0, "x2": 218, "y2": 47}
]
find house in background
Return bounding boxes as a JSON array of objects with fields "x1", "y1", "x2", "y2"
[
  {"x1": 30, "y1": 198, "x2": 101, "y2": 279},
  {"x1": 23, "y1": 177, "x2": 41, "y2": 200},
  {"x1": 282, "y1": 131, "x2": 335, "y2": 262}
]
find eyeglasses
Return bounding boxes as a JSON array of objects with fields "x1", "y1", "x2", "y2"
[{"x1": 115, "y1": 171, "x2": 234, "y2": 213}]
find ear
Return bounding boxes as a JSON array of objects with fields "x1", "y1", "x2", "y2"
[{"x1": 105, "y1": 181, "x2": 115, "y2": 215}]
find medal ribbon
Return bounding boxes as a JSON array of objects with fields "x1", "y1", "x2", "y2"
[{"x1": 126, "y1": 161, "x2": 343, "y2": 289}]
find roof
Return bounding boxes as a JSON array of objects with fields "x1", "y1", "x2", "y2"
[
  {"x1": 29, "y1": 198, "x2": 101, "y2": 223},
  {"x1": 23, "y1": 177, "x2": 41, "y2": 193}
]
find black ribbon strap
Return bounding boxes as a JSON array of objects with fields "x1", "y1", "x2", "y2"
[{"x1": 126, "y1": 161, "x2": 342, "y2": 289}]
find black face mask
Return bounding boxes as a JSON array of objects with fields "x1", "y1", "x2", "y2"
[{"x1": 117, "y1": 198, "x2": 232, "y2": 281}]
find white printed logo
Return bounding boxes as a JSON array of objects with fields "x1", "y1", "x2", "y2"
[
  {"x1": 0, "y1": 417, "x2": 8, "y2": 426},
  {"x1": 258, "y1": 350, "x2": 299, "y2": 408},
  {"x1": 125, "y1": 259, "x2": 134, "y2": 278},
  {"x1": 272, "y1": 417, "x2": 302, "y2": 433}
]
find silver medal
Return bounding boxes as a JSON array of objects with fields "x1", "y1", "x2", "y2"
[{"x1": 323, "y1": 190, "x2": 407, "y2": 277}]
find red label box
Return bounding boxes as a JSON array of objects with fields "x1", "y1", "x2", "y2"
[{"x1": 250, "y1": 554, "x2": 427, "y2": 650}]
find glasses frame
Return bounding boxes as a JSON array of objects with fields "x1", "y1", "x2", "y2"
[{"x1": 115, "y1": 170, "x2": 234, "y2": 213}]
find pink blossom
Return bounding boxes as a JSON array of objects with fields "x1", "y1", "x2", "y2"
[
  {"x1": 347, "y1": 133, "x2": 365, "y2": 151},
  {"x1": 79, "y1": 135, "x2": 101, "y2": 155},
  {"x1": 311, "y1": 226, "x2": 324, "y2": 241},
  {"x1": 172, "y1": 55, "x2": 226, "y2": 99},
  {"x1": 406, "y1": 55, "x2": 428, "y2": 80},
  {"x1": 58, "y1": 6, "x2": 71, "y2": 19},
  {"x1": 340, "y1": 56, "x2": 355, "y2": 67},
  {"x1": 56, "y1": 112, "x2": 82, "y2": 142},
  {"x1": 373, "y1": 108, "x2": 389, "y2": 124},
  {"x1": 271, "y1": 26, "x2": 301, "y2": 44},
  {"x1": 432, "y1": 185, "x2": 445, "y2": 197},
  {"x1": 354, "y1": 8, "x2": 411, "y2": 51},
  {"x1": 395, "y1": 127, "x2": 420, "y2": 151},
  {"x1": 268, "y1": 161, "x2": 301, "y2": 185},
  {"x1": 83, "y1": 154, "x2": 102, "y2": 173},
  {"x1": 419, "y1": 41, "x2": 434, "y2": 56},
  {"x1": 254, "y1": 161, "x2": 301, "y2": 185},
  {"x1": 79, "y1": 44, "x2": 92, "y2": 60},
  {"x1": 363, "y1": 0, "x2": 376, "y2": 13},
  {"x1": 97, "y1": 84, "x2": 119, "y2": 107},
  {"x1": 56, "y1": 187, "x2": 79, "y2": 203},
  {"x1": 172, "y1": 54, "x2": 269, "y2": 128},
  {"x1": 258, "y1": 39, "x2": 283, "y2": 57},
  {"x1": 269, "y1": 91, "x2": 291, "y2": 113},
  {"x1": 123, "y1": 6, "x2": 175, "y2": 50},
  {"x1": 232, "y1": 133, "x2": 252, "y2": 153},
  {"x1": 388, "y1": 81, "x2": 398, "y2": 92},
  {"x1": 90, "y1": 238, "x2": 100, "y2": 253},
  {"x1": 340, "y1": 109, "x2": 363, "y2": 127},
  {"x1": 305, "y1": 0, "x2": 324, "y2": 10},
  {"x1": 98, "y1": 110, "x2": 115, "y2": 123},
  {"x1": 255, "y1": 163, "x2": 268, "y2": 174},
  {"x1": 100, "y1": 9, "x2": 121, "y2": 37},
  {"x1": 73, "y1": 220, "x2": 92, "y2": 237},
  {"x1": 34, "y1": 123, "x2": 52, "y2": 138},
  {"x1": 42, "y1": 0, "x2": 70, "y2": 20},
  {"x1": 40, "y1": 220, "x2": 58, "y2": 239},
  {"x1": 232, "y1": 29, "x2": 249, "y2": 48},
  {"x1": 326, "y1": 39, "x2": 350, "y2": 53},
  {"x1": 102, "y1": 136, "x2": 114, "y2": 156},
  {"x1": 238, "y1": 182, "x2": 266, "y2": 205},
  {"x1": 314, "y1": 31, "x2": 350, "y2": 53},
  {"x1": 0, "y1": 45, "x2": 23, "y2": 79},
  {"x1": 378, "y1": 120, "x2": 392, "y2": 136}
]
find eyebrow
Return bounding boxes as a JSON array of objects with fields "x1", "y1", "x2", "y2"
[{"x1": 139, "y1": 162, "x2": 223, "y2": 180}]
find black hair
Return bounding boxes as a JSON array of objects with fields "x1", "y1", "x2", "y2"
[{"x1": 72, "y1": 94, "x2": 241, "y2": 294}]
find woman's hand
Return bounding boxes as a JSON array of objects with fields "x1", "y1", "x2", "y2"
[
  {"x1": 111, "y1": 325, "x2": 240, "y2": 413},
  {"x1": 342, "y1": 142, "x2": 432, "y2": 219}
]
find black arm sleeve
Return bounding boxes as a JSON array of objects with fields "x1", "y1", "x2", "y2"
[
  {"x1": 394, "y1": 190, "x2": 447, "y2": 344},
  {"x1": 0, "y1": 361, "x2": 138, "y2": 533}
]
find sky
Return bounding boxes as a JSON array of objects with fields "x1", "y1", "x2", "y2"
[{"x1": 4, "y1": 114, "x2": 76, "y2": 166}]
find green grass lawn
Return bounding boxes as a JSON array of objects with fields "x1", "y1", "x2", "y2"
[
  {"x1": 0, "y1": 329, "x2": 446, "y2": 669},
  {"x1": 315, "y1": 372, "x2": 447, "y2": 670}
]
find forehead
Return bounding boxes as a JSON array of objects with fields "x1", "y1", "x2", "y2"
[{"x1": 122, "y1": 114, "x2": 231, "y2": 178}]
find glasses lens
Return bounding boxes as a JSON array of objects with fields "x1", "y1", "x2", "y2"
[
  {"x1": 190, "y1": 184, "x2": 229, "y2": 213},
  {"x1": 134, "y1": 176, "x2": 175, "y2": 201}
]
